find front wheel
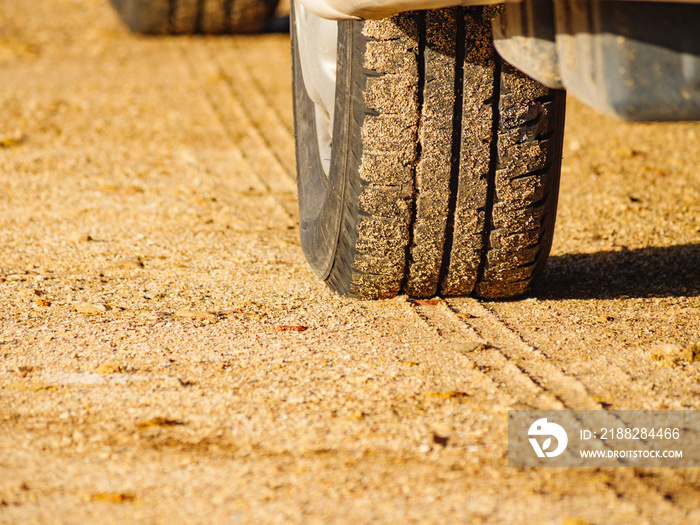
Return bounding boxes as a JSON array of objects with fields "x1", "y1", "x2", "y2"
[{"x1": 292, "y1": 5, "x2": 566, "y2": 299}]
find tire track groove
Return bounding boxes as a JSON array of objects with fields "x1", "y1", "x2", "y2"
[
  {"x1": 229, "y1": 39, "x2": 295, "y2": 136},
  {"x1": 447, "y1": 297, "x2": 600, "y2": 410},
  {"x1": 180, "y1": 41, "x2": 298, "y2": 221},
  {"x1": 217, "y1": 39, "x2": 297, "y2": 171},
  {"x1": 414, "y1": 300, "x2": 567, "y2": 408},
  {"x1": 412, "y1": 297, "x2": 691, "y2": 519}
]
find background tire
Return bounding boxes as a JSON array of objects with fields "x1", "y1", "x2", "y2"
[
  {"x1": 110, "y1": 0, "x2": 279, "y2": 34},
  {"x1": 293, "y1": 7, "x2": 566, "y2": 300}
]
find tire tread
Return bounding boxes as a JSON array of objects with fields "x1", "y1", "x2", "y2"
[{"x1": 294, "y1": 7, "x2": 565, "y2": 300}]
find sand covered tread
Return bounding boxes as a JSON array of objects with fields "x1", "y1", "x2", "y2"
[{"x1": 293, "y1": 7, "x2": 565, "y2": 300}]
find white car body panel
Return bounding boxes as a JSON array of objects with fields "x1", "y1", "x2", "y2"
[
  {"x1": 299, "y1": 0, "x2": 699, "y2": 21},
  {"x1": 299, "y1": 0, "x2": 511, "y2": 21}
]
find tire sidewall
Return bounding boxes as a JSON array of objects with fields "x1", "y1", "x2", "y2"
[{"x1": 292, "y1": 10, "x2": 361, "y2": 281}]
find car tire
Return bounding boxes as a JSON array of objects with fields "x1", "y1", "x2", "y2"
[
  {"x1": 110, "y1": 0, "x2": 279, "y2": 34},
  {"x1": 292, "y1": 6, "x2": 566, "y2": 299}
]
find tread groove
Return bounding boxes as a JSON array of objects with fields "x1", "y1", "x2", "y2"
[
  {"x1": 195, "y1": 0, "x2": 205, "y2": 33},
  {"x1": 525, "y1": 192, "x2": 550, "y2": 210},
  {"x1": 437, "y1": 9, "x2": 467, "y2": 293},
  {"x1": 399, "y1": 11, "x2": 425, "y2": 295},
  {"x1": 224, "y1": 0, "x2": 234, "y2": 31},
  {"x1": 509, "y1": 163, "x2": 553, "y2": 181},
  {"x1": 534, "y1": 93, "x2": 557, "y2": 104},
  {"x1": 168, "y1": 0, "x2": 175, "y2": 32}
]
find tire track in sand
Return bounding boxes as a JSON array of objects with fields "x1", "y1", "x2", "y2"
[
  {"x1": 408, "y1": 297, "x2": 695, "y2": 520},
  {"x1": 179, "y1": 39, "x2": 298, "y2": 222}
]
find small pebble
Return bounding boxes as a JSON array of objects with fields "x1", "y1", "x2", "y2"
[
  {"x1": 449, "y1": 341, "x2": 487, "y2": 354},
  {"x1": 95, "y1": 361, "x2": 122, "y2": 374},
  {"x1": 18, "y1": 289, "x2": 42, "y2": 301},
  {"x1": 72, "y1": 235, "x2": 93, "y2": 243},
  {"x1": 14, "y1": 365, "x2": 34, "y2": 377},
  {"x1": 650, "y1": 343, "x2": 683, "y2": 355},
  {"x1": 164, "y1": 376, "x2": 185, "y2": 388},
  {"x1": 75, "y1": 302, "x2": 110, "y2": 314},
  {"x1": 679, "y1": 342, "x2": 700, "y2": 362},
  {"x1": 118, "y1": 256, "x2": 145, "y2": 269}
]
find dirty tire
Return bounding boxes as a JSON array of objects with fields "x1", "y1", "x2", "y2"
[
  {"x1": 292, "y1": 7, "x2": 565, "y2": 300},
  {"x1": 110, "y1": 0, "x2": 279, "y2": 34}
]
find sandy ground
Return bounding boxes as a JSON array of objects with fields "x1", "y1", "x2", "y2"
[{"x1": 1, "y1": 1, "x2": 699, "y2": 523}]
